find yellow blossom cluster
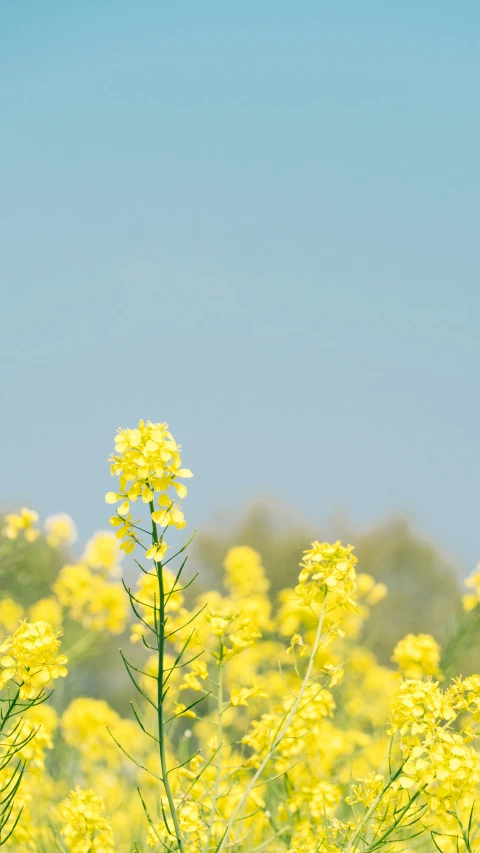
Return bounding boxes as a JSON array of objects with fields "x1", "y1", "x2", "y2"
[
  {"x1": 297, "y1": 539, "x2": 358, "y2": 608},
  {"x1": 54, "y1": 563, "x2": 127, "y2": 634},
  {"x1": 3, "y1": 508, "x2": 39, "y2": 542},
  {"x1": 387, "y1": 676, "x2": 480, "y2": 814},
  {"x1": 392, "y1": 632, "x2": 441, "y2": 679},
  {"x1": 45, "y1": 513, "x2": 77, "y2": 548},
  {"x1": 0, "y1": 619, "x2": 67, "y2": 698},
  {"x1": 59, "y1": 787, "x2": 114, "y2": 853},
  {"x1": 62, "y1": 697, "x2": 141, "y2": 771},
  {"x1": 147, "y1": 800, "x2": 207, "y2": 849},
  {"x1": 7, "y1": 704, "x2": 58, "y2": 773},
  {"x1": 29, "y1": 596, "x2": 63, "y2": 627},
  {"x1": 53, "y1": 531, "x2": 127, "y2": 634},
  {"x1": 105, "y1": 419, "x2": 192, "y2": 555},
  {"x1": 83, "y1": 531, "x2": 122, "y2": 575},
  {"x1": 223, "y1": 545, "x2": 270, "y2": 597},
  {"x1": 0, "y1": 598, "x2": 26, "y2": 633}
]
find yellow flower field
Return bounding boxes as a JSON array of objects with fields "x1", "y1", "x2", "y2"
[{"x1": 0, "y1": 419, "x2": 480, "y2": 853}]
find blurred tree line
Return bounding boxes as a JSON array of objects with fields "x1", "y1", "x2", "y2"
[
  {"x1": 195, "y1": 503, "x2": 479, "y2": 672},
  {"x1": 0, "y1": 502, "x2": 478, "y2": 711}
]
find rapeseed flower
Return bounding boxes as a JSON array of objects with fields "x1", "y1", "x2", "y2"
[
  {"x1": 45, "y1": 513, "x2": 77, "y2": 548},
  {"x1": 392, "y1": 632, "x2": 441, "y2": 679},
  {"x1": 3, "y1": 508, "x2": 39, "y2": 542},
  {"x1": 83, "y1": 531, "x2": 121, "y2": 575},
  {"x1": 105, "y1": 419, "x2": 192, "y2": 552},
  {"x1": 62, "y1": 698, "x2": 140, "y2": 771},
  {"x1": 224, "y1": 546, "x2": 270, "y2": 598},
  {"x1": 28, "y1": 597, "x2": 63, "y2": 628},
  {"x1": 59, "y1": 787, "x2": 114, "y2": 853},
  {"x1": 298, "y1": 540, "x2": 357, "y2": 609},
  {"x1": 0, "y1": 620, "x2": 67, "y2": 698},
  {"x1": 54, "y1": 563, "x2": 127, "y2": 634},
  {"x1": 0, "y1": 598, "x2": 25, "y2": 633}
]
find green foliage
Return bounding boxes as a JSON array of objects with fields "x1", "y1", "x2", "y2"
[
  {"x1": 0, "y1": 530, "x2": 62, "y2": 606},
  {"x1": 195, "y1": 505, "x2": 463, "y2": 665},
  {"x1": 355, "y1": 518, "x2": 461, "y2": 662}
]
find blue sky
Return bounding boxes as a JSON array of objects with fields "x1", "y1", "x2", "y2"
[{"x1": 1, "y1": 2, "x2": 479, "y2": 571}]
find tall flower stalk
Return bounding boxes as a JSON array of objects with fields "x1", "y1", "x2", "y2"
[{"x1": 106, "y1": 420, "x2": 199, "y2": 851}]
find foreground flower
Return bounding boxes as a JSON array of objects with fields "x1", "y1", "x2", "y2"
[
  {"x1": 147, "y1": 800, "x2": 207, "y2": 848},
  {"x1": 0, "y1": 620, "x2": 68, "y2": 698},
  {"x1": 297, "y1": 540, "x2": 358, "y2": 608},
  {"x1": 105, "y1": 419, "x2": 192, "y2": 552}
]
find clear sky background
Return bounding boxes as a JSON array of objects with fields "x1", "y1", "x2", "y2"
[{"x1": 1, "y1": 2, "x2": 479, "y2": 571}]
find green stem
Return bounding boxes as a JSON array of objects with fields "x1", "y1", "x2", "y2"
[
  {"x1": 0, "y1": 689, "x2": 20, "y2": 733},
  {"x1": 454, "y1": 806, "x2": 473, "y2": 853},
  {"x1": 216, "y1": 594, "x2": 327, "y2": 853},
  {"x1": 343, "y1": 762, "x2": 407, "y2": 853},
  {"x1": 150, "y1": 500, "x2": 185, "y2": 853},
  {"x1": 203, "y1": 643, "x2": 224, "y2": 853}
]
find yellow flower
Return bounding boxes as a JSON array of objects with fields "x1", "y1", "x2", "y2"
[
  {"x1": 180, "y1": 659, "x2": 209, "y2": 692},
  {"x1": 28, "y1": 597, "x2": 63, "y2": 628},
  {"x1": 389, "y1": 678, "x2": 455, "y2": 737},
  {"x1": 0, "y1": 598, "x2": 25, "y2": 633},
  {"x1": 54, "y1": 563, "x2": 127, "y2": 635},
  {"x1": 106, "y1": 419, "x2": 192, "y2": 551},
  {"x1": 44, "y1": 514, "x2": 77, "y2": 548},
  {"x1": 392, "y1": 633, "x2": 441, "y2": 680},
  {"x1": 152, "y1": 495, "x2": 186, "y2": 530},
  {"x1": 223, "y1": 546, "x2": 270, "y2": 598},
  {"x1": 396, "y1": 729, "x2": 480, "y2": 813},
  {"x1": 9, "y1": 704, "x2": 58, "y2": 773},
  {"x1": 109, "y1": 512, "x2": 137, "y2": 554},
  {"x1": 61, "y1": 698, "x2": 140, "y2": 770},
  {"x1": 298, "y1": 540, "x2": 358, "y2": 609},
  {"x1": 147, "y1": 800, "x2": 207, "y2": 848},
  {"x1": 3, "y1": 508, "x2": 39, "y2": 542},
  {"x1": 0, "y1": 620, "x2": 67, "y2": 698},
  {"x1": 286, "y1": 632, "x2": 307, "y2": 657},
  {"x1": 174, "y1": 702, "x2": 196, "y2": 718},
  {"x1": 206, "y1": 607, "x2": 237, "y2": 638},
  {"x1": 59, "y1": 787, "x2": 114, "y2": 853},
  {"x1": 230, "y1": 684, "x2": 268, "y2": 707},
  {"x1": 347, "y1": 772, "x2": 385, "y2": 807},
  {"x1": 83, "y1": 531, "x2": 122, "y2": 575},
  {"x1": 87, "y1": 581, "x2": 128, "y2": 634},
  {"x1": 145, "y1": 541, "x2": 169, "y2": 562}
]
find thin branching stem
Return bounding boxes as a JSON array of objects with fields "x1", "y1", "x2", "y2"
[{"x1": 149, "y1": 501, "x2": 186, "y2": 853}]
